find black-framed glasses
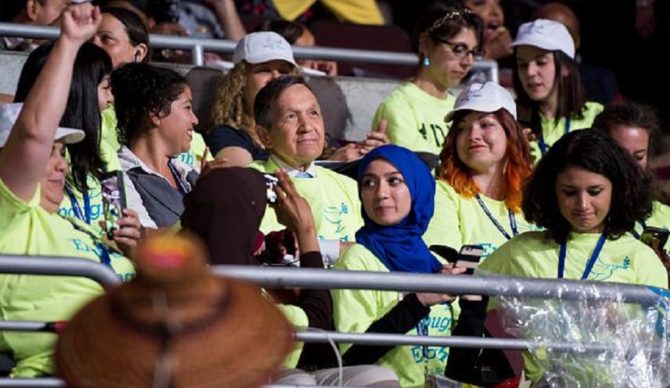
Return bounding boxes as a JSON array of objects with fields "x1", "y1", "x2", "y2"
[{"x1": 435, "y1": 39, "x2": 484, "y2": 60}]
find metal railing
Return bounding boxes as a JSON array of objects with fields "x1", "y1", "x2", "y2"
[
  {"x1": 0, "y1": 22, "x2": 499, "y2": 82},
  {"x1": 0, "y1": 255, "x2": 120, "y2": 286}
]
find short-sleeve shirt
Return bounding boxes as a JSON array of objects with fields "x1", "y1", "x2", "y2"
[
  {"x1": 206, "y1": 124, "x2": 269, "y2": 161},
  {"x1": 372, "y1": 82, "x2": 455, "y2": 155},
  {"x1": 0, "y1": 179, "x2": 135, "y2": 377}
]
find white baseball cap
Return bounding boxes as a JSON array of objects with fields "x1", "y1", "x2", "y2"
[
  {"x1": 0, "y1": 103, "x2": 85, "y2": 148},
  {"x1": 232, "y1": 31, "x2": 297, "y2": 66},
  {"x1": 445, "y1": 82, "x2": 517, "y2": 121},
  {"x1": 511, "y1": 19, "x2": 575, "y2": 59}
]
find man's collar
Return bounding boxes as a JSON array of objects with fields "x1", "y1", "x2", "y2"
[{"x1": 270, "y1": 155, "x2": 317, "y2": 178}]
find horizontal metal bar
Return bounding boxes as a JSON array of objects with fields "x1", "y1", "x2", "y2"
[
  {"x1": 214, "y1": 265, "x2": 663, "y2": 305},
  {"x1": 0, "y1": 255, "x2": 121, "y2": 286},
  {"x1": 0, "y1": 321, "x2": 54, "y2": 332},
  {"x1": 0, "y1": 378, "x2": 64, "y2": 387}
]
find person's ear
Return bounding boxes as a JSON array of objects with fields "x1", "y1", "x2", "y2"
[
  {"x1": 256, "y1": 124, "x2": 272, "y2": 149},
  {"x1": 134, "y1": 44, "x2": 149, "y2": 62},
  {"x1": 418, "y1": 32, "x2": 432, "y2": 59},
  {"x1": 25, "y1": 0, "x2": 41, "y2": 22},
  {"x1": 149, "y1": 112, "x2": 161, "y2": 128}
]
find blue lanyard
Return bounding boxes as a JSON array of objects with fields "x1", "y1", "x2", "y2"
[
  {"x1": 558, "y1": 233, "x2": 606, "y2": 279},
  {"x1": 167, "y1": 161, "x2": 189, "y2": 195},
  {"x1": 631, "y1": 220, "x2": 647, "y2": 240},
  {"x1": 476, "y1": 194, "x2": 519, "y2": 241},
  {"x1": 538, "y1": 118, "x2": 570, "y2": 156},
  {"x1": 65, "y1": 184, "x2": 91, "y2": 224},
  {"x1": 63, "y1": 216, "x2": 113, "y2": 268}
]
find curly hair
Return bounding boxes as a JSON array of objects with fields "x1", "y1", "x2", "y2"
[
  {"x1": 514, "y1": 51, "x2": 587, "y2": 137},
  {"x1": 208, "y1": 61, "x2": 300, "y2": 148},
  {"x1": 438, "y1": 109, "x2": 533, "y2": 213},
  {"x1": 523, "y1": 129, "x2": 652, "y2": 244},
  {"x1": 592, "y1": 100, "x2": 660, "y2": 156},
  {"x1": 110, "y1": 63, "x2": 187, "y2": 147},
  {"x1": 15, "y1": 41, "x2": 111, "y2": 192}
]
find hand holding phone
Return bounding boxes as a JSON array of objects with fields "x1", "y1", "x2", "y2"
[{"x1": 640, "y1": 226, "x2": 670, "y2": 262}]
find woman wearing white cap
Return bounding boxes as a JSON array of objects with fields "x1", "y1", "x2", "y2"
[
  {"x1": 424, "y1": 81, "x2": 535, "y2": 261},
  {"x1": 372, "y1": 1, "x2": 482, "y2": 156},
  {"x1": 512, "y1": 18, "x2": 603, "y2": 161},
  {"x1": 208, "y1": 31, "x2": 387, "y2": 167},
  {"x1": 0, "y1": 4, "x2": 137, "y2": 377}
]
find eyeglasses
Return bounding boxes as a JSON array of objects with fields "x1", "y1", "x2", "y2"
[{"x1": 435, "y1": 39, "x2": 484, "y2": 60}]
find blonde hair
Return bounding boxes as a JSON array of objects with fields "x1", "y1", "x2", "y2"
[
  {"x1": 209, "y1": 61, "x2": 300, "y2": 148},
  {"x1": 209, "y1": 61, "x2": 258, "y2": 144}
]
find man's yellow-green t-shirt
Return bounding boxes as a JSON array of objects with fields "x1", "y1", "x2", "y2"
[
  {"x1": 372, "y1": 82, "x2": 455, "y2": 155},
  {"x1": 0, "y1": 179, "x2": 135, "y2": 377},
  {"x1": 529, "y1": 102, "x2": 603, "y2": 161},
  {"x1": 479, "y1": 231, "x2": 668, "y2": 382},
  {"x1": 332, "y1": 243, "x2": 456, "y2": 387},
  {"x1": 250, "y1": 159, "x2": 363, "y2": 243},
  {"x1": 423, "y1": 181, "x2": 536, "y2": 259}
]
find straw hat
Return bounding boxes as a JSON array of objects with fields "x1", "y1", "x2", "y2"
[{"x1": 55, "y1": 233, "x2": 293, "y2": 388}]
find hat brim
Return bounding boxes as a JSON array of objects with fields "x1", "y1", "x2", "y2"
[
  {"x1": 55, "y1": 127, "x2": 85, "y2": 144},
  {"x1": 56, "y1": 277, "x2": 293, "y2": 387}
]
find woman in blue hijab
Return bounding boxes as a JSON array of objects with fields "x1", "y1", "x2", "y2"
[{"x1": 331, "y1": 144, "x2": 464, "y2": 387}]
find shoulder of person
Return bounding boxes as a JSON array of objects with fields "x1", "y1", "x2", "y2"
[{"x1": 336, "y1": 243, "x2": 383, "y2": 271}]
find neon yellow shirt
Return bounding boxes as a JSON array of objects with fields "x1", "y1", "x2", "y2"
[
  {"x1": 102, "y1": 106, "x2": 210, "y2": 171},
  {"x1": 276, "y1": 304, "x2": 309, "y2": 368},
  {"x1": 529, "y1": 102, "x2": 603, "y2": 162},
  {"x1": 373, "y1": 82, "x2": 455, "y2": 155},
  {"x1": 634, "y1": 200, "x2": 670, "y2": 254},
  {"x1": 423, "y1": 181, "x2": 536, "y2": 259},
  {"x1": 251, "y1": 159, "x2": 363, "y2": 242},
  {"x1": 0, "y1": 179, "x2": 135, "y2": 377},
  {"x1": 57, "y1": 176, "x2": 106, "y2": 238},
  {"x1": 332, "y1": 244, "x2": 456, "y2": 387},
  {"x1": 479, "y1": 231, "x2": 667, "y2": 382},
  {"x1": 273, "y1": 0, "x2": 383, "y2": 25}
]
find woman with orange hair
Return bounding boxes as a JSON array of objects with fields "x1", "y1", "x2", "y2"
[{"x1": 424, "y1": 82, "x2": 534, "y2": 259}]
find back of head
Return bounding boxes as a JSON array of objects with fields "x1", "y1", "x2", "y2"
[
  {"x1": 533, "y1": 3, "x2": 581, "y2": 49},
  {"x1": 255, "y1": 19, "x2": 306, "y2": 45},
  {"x1": 523, "y1": 129, "x2": 652, "y2": 243},
  {"x1": 593, "y1": 100, "x2": 660, "y2": 149},
  {"x1": 111, "y1": 62, "x2": 186, "y2": 146},
  {"x1": 181, "y1": 167, "x2": 268, "y2": 265},
  {"x1": 414, "y1": 0, "x2": 483, "y2": 54}
]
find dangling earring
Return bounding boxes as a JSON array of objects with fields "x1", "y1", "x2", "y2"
[{"x1": 423, "y1": 56, "x2": 431, "y2": 66}]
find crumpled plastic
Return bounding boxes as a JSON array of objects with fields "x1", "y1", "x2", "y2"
[{"x1": 491, "y1": 282, "x2": 670, "y2": 387}]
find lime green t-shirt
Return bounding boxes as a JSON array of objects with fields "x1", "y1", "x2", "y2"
[
  {"x1": 634, "y1": 200, "x2": 670, "y2": 254},
  {"x1": 0, "y1": 179, "x2": 135, "y2": 377},
  {"x1": 101, "y1": 106, "x2": 210, "y2": 171},
  {"x1": 276, "y1": 304, "x2": 309, "y2": 369},
  {"x1": 58, "y1": 177, "x2": 106, "y2": 238},
  {"x1": 332, "y1": 244, "x2": 456, "y2": 387},
  {"x1": 479, "y1": 231, "x2": 668, "y2": 382},
  {"x1": 529, "y1": 102, "x2": 603, "y2": 162},
  {"x1": 423, "y1": 181, "x2": 536, "y2": 259},
  {"x1": 372, "y1": 82, "x2": 455, "y2": 155},
  {"x1": 250, "y1": 159, "x2": 363, "y2": 242}
]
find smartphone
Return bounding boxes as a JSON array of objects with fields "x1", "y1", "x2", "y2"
[
  {"x1": 456, "y1": 245, "x2": 485, "y2": 275},
  {"x1": 640, "y1": 226, "x2": 670, "y2": 252},
  {"x1": 101, "y1": 171, "x2": 127, "y2": 240},
  {"x1": 264, "y1": 174, "x2": 279, "y2": 204}
]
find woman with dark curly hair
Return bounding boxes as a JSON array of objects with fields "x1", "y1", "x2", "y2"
[
  {"x1": 424, "y1": 81, "x2": 535, "y2": 259},
  {"x1": 479, "y1": 129, "x2": 668, "y2": 381},
  {"x1": 111, "y1": 62, "x2": 199, "y2": 228}
]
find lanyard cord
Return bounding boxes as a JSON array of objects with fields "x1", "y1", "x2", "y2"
[
  {"x1": 475, "y1": 194, "x2": 519, "y2": 241},
  {"x1": 65, "y1": 184, "x2": 91, "y2": 224},
  {"x1": 167, "y1": 161, "x2": 189, "y2": 195},
  {"x1": 558, "y1": 232, "x2": 607, "y2": 280},
  {"x1": 62, "y1": 215, "x2": 113, "y2": 268},
  {"x1": 631, "y1": 220, "x2": 648, "y2": 240},
  {"x1": 538, "y1": 118, "x2": 571, "y2": 156}
]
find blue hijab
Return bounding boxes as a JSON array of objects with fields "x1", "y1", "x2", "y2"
[{"x1": 355, "y1": 145, "x2": 442, "y2": 273}]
